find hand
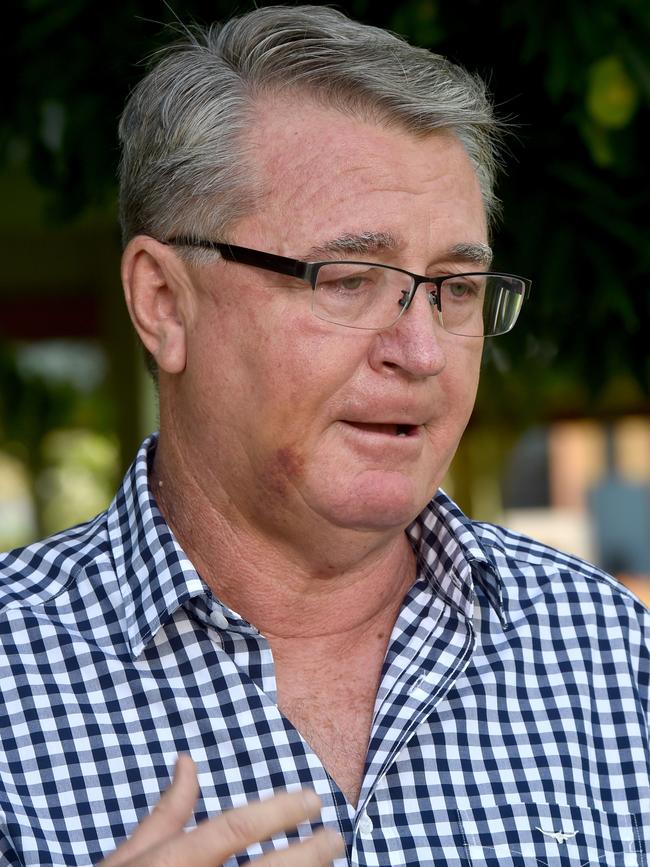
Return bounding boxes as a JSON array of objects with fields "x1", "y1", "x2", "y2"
[{"x1": 98, "y1": 755, "x2": 344, "y2": 866}]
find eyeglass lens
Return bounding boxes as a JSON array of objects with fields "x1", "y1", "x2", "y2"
[{"x1": 312, "y1": 263, "x2": 525, "y2": 337}]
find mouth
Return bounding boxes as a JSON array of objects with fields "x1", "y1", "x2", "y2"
[{"x1": 343, "y1": 421, "x2": 420, "y2": 438}]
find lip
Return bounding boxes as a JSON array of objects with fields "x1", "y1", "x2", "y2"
[
  {"x1": 338, "y1": 420, "x2": 425, "y2": 455},
  {"x1": 343, "y1": 421, "x2": 422, "y2": 437}
]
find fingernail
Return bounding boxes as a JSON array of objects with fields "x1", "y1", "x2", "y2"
[
  {"x1": 301, "y1": 789, "x2": 321, "y2": 810},
  {"x1": 171, "y1": 755, "x2": 184, "y2": 782},
  {"x1": 169, "y1": 753, "x2": 190, "y2": 786}
]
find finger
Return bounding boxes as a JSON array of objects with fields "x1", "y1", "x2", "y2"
[
  {"x1": 98, "y1": 754, "x2": 198, "y2": 866},
  {"x1": 254, "y1": 827, "x2": 346, "y2": 865},
  {"x1": 138, "y1": 788, "x2": 327, "y2": 867}
]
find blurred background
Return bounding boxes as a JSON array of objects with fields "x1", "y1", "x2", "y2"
[{"x1": 3, "y1": 0, "x2": 650, "y2": 600}]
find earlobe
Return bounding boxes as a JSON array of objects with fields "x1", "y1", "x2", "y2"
[{"x1": 121, "y1": 237, "x2": 189, "y2": 375}]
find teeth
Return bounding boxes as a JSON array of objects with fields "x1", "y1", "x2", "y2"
[{"x1": 397, "y1": 431, "x2": 407, "y2": 437}]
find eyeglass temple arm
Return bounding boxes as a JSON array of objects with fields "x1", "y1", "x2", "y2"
[{"x1": 164, "y1": 237, "x2": 312, "y2": 281}]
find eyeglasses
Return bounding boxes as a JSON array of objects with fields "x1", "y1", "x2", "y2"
[{"x1": 163, "y1": 237, "x2": 531, "y2": 338}]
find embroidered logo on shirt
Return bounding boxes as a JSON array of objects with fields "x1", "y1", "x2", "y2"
[{"x1": 536, "y1": 827, "x2": 579, "y2": 844}]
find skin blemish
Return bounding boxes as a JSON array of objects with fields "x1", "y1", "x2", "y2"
[
  {"x1": 276, "y1": 446, "x2": 305, "y2": 479},
  {"x1": 262, "y1": 445, "x2": 306, "y2": 496}
]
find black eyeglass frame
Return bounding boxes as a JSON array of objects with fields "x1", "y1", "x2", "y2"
[{"x1": 162, "y1": 236, "x2": 532, "y2": 335}]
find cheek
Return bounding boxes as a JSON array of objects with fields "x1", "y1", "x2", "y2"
[
  {"x1": 447, "y1": 340, "x2": 482, "y2": 402},
  {"x1": 427, "y1": 344, "x2": 482, "y2": 442},
  {"x1": 253, "y1": 317, "x2": 366, "y2": 411}
]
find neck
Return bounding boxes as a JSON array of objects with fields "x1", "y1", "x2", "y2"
[{"x1": 150, "y1": 431, "x2": 418, "y2": 641}]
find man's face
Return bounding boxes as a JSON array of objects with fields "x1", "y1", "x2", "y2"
[{"x1": 171, "y1": 100, "x2": 487, "y2": 539}]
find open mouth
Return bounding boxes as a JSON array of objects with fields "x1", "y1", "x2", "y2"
[{"x1": 345, "y1": 422, "x2": 419, "y2": 438}]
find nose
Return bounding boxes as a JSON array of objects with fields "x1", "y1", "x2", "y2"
[{"x1": 367, "y1": 284, "x2": 446, "y2": 378}]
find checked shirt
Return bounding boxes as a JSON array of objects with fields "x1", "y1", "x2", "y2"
[{"x1": 1, "y1": 434, "x2": 649, "y2": 866}]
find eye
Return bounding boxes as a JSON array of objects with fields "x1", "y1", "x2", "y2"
[
  {"x1": 316, "y1": 264, "x2": 381, "y2": 296},
  {"x1": 441, "y1": 276, "x2": 483, "y2": 302},
  {"x1": 447, "y1": 281, "x2": 472, "y2": 298},
  {"x1": 339, "y1": 276, "x2": 365, "y2": 292}
]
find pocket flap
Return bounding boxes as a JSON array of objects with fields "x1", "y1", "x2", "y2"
[{"x1": 458, "y1": 800, "x2": 646, "y2": 866}]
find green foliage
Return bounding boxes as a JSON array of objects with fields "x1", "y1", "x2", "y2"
[
  {"x1": 587, "y1": 56, "x2": 639, "y2": 131},
  {"x1": 414, "y1": 0, "x2": 650, "y2": 415},
  {"x1": 0, "y1": 341, "x2": 118, "y2": 535},
  {"x1": 4, "y1": 0, "x2": 650, "y2": 420}
]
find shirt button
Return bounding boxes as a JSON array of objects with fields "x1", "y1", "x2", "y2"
[
  {"x1": 212, "y1": 610, "x2": 229, "y2": 630},
  {"x1": 358, "y1": 811, "x2": 374, "y2": 838}
]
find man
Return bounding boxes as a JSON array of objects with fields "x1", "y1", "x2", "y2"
[{"x1": 1, "y1": 5, "x2": 648, "y2": 866}]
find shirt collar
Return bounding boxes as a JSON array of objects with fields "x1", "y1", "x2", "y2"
[
  {"x1": 407, "y1": 490, "x2": 506, "y2": 626},
  {"x1": 106, "y1": 435, "x2": 506, "y2": 657},
  {"x1": 106, "y1": 433, "x2": 207, "y2": 658}
]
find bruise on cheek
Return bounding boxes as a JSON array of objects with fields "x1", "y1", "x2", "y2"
[{"x1": 261, "y1": 445, "x2": 306, "y2": 496}]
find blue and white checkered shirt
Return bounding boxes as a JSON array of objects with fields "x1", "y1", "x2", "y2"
[{"x1": 1, "y1": 434, "x2": 649, "y2": 866}]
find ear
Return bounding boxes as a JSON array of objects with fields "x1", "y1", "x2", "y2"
[{"x1": 121, "y1": 236, "x2": 194, "y2": 375}]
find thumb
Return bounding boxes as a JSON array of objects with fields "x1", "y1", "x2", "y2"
[{"x1": 99, "y1": 754, "x2": 199, "y2": 866}]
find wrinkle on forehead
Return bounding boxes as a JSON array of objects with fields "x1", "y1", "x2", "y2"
[
  {"x1": 249, "y1": 101, "x2": 454, "y2": 201},
  {"x1": 237, "y1": 102, "x2": 487, "y2": 264}
]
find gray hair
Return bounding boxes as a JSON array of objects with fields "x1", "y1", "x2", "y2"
[{"x1": 118, "y1": 5, "x2": 504, "y2": 251}]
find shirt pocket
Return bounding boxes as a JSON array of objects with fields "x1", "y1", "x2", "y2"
[{"x1": 457, "y1": 800, "x2": 648, "y2": 867}]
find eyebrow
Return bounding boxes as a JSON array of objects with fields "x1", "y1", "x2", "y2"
[
  {"x1": 447, "y1": 242, "x2": 493, "y2": 269},
  {"x1": 304, "y1": 233, "x2": 493, "y2": 270},
  {"x1": 305, "y1": 231, "x2": 401, "y2": 260}
]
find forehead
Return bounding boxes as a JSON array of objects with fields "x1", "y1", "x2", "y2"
[{"x1": 235, "y1": 98, "x2": 487, "y2": 258}]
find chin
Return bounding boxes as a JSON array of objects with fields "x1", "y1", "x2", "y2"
[{"x1": 318, "y1": 470, "x2": 434, "y2": 532}]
